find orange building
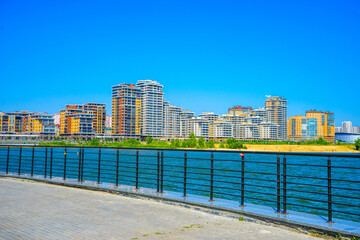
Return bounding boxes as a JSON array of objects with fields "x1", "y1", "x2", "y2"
[{"x1": 111, "y1": 83, "x2": 142, "y2": 136}]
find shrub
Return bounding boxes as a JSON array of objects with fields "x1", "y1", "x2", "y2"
[
  {"x1": 188, "y1": 133, "x2": 197, "y2": 148},
  {"x1": 197, "y1": 137, "x2": 205, "y2": 148},
  {"x1": 355, "y1": 139, "x2": 360, "y2": 150},
  {"x1": 206, "y1": 140, "x2": 215, "y2": 148},
  {"x1": 146, "y1": 136, "x2": 153, "y2": 144},
  {"x1": 90, "y1": 138, "x2": 100, "y2": 146},
  {"x1": 226, "y1": 138, "x2": 245, "y2": 149}
]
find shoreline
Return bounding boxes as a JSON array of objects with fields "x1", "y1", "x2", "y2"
[
  {"x1": 1, "y1": 142, "x2": 358, "y2": 153},
  {"x1": 242, "y1": 144, "x2": 358, "y2": 153}
]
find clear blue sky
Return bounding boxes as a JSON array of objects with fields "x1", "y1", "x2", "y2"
[{"x1": 1, "y1": 0, "x2": 359, "y2": 126}]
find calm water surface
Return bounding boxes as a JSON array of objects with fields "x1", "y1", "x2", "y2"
[{"x1": 1, "y1": 147, "x2": 359, "y2": 222}]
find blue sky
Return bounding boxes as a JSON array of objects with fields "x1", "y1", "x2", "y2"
[{"x1": 1, "y1": 0, "x2": 359, "y2": 126}]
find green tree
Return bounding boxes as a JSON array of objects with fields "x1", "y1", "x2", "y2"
[
  {"x1": 188, "y1": 133, "x2": 197, "y2": 148},
  {"x1": 206, "y1": 140, "x2": 215, "y2": 148},
  {"x1": 90, "y1": 138, "x2": 100, "y2": 146},
  {"x1": 355, "y1": 139, "x2": 360, "y2": 150},
  {"x1": 146, "y1": 136, "x2": 153, "y2": 144},
  {"x1": 197, "y1": 137, "x2": 205, "y2": 148},
  {"x1": 182, "y1": 140, "x2": 189, "y2": 148}
]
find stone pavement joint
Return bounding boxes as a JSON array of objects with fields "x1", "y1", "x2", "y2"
[{"x1": 0, "y1": 177, "x2": 323, "y2": 240}]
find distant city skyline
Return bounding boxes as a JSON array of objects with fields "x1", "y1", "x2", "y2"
[{"x1": 1, "y1": 1, "x2": 360, "y2": 126}]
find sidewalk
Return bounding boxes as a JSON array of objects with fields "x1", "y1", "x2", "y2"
[{"x1": 0, "y1": 177, "x2": 320, "y2": 240}]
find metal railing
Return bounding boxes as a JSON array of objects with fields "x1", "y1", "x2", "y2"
[{"x1": 1, "y1": 145, "x2": 360, "y2": 223}]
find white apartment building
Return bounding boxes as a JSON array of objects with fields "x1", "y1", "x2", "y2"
[
  {"x1": 168, "y1": 105, "x2": 182, "y2": 137},
  {"x1": 210, "y1": 119, "x2": 233, "y2": 138},
  {"x1": 190, "y1": 117, "x2": 210, "y2": 137},
  {"x1": 180, "y1": 111, "x2": 195, "y2": 137},
  {"x1": 137, "y1": 80, "x2": 164, "y2": 137},
  {"x1": 342, "y1": 121, "x2": 352, "y2": 133},
  {"x1": 163, "y1": 101, "x2": 170, "y2": 137}
]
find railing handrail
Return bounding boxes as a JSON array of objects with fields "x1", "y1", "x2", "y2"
[{"x1": 0, "y1": 144, "x2": 359, "y2": 158}]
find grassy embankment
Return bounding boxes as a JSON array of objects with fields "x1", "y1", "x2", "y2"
[{"x1": 38, "y1": 136, "x2": 359, "y2": 153}]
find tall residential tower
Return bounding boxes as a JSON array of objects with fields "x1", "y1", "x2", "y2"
[
  {"x1": 265, "y1": 96, "x2": 287, "y2": 140},
  {"x1": 111, "y1": 83, "x2": 142, "y2": 137},
  {"x1": 137, "y1": 80, "x2": 164, "y2": 137}
]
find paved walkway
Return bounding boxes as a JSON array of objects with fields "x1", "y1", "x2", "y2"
[{"x1": 0, "y1": 177, "x2": 320, "y2": 240}]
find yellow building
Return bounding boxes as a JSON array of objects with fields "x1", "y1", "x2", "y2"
[
  {"x1": 288, "y1": 110, "x2": 335, "y2": 142},
  {"x1": 0, "y1": 113, "x2": 15, "y2": 133},
  {"x1": 27, "y1": 114, "x2": 56, "y2": 135},
  {"x1": 60, "y1": 104, "x2": 95, "y2": 136}
]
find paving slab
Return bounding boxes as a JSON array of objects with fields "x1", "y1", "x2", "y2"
[{"x1": 0, "y1": 178, "x2": 322, "y2": 240}]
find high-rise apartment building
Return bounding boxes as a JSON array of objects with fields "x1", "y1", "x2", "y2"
[
  {"x1": 0, "y1": 113, "x2": 15, "y2": 133},
  {"x1": 306, "y1": 110, "x2": 334, "y2": 141},
  {"x1": 288, "y1": 110, "x2": 335, "y2": 141},
  {"x1": 265, "y1": 96, "x2": 287, "y2": 140},
  {"x1": 199, "y1": 112, "x2": 219, "y2": 124},
  {"x1": 228, "y1": 106, "x2": 252, "y2": 116},
  {"x1": 180, "y1": 110, "x2": 195, "y2": 137},
  {"x1": 112, "y1": 83, "x2": 142, "y2": 137},
  {"x1": 190, "y1": 117, "x2": 210, "y2": 137},
  {"x1": 137, "y1": 80, "x2": 164, "y2": 137},
  {"x1": 1, "y1": 111, "x2": 55, "y2": 135},
  {"x1": 27, "y1": 114, "x2": 56, "y2": 135},
  {"x1": 60, "y1": 103, "x2": 105, "y2": 136},
  {"x1": 168, "y1": 105, "x2": 182, "y2": 137},
  {"x1": 83, "y1": 103, "x2": 106, "y2": 134},
  {"x1": 209, "y1": 119, "x2": 233, "y2": 138},
  {"x1": 342, "y1": 121, "x2": 352, "y2": 133},
  {"x1": 163, "y1": 101, "x2": 170, "y2": 137}
]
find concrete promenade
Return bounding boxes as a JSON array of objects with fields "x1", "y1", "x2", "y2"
[{"x1": 0, "y1": 177, "x2": 321, "y2": 240}]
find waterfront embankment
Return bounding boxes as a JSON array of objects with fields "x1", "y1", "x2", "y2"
[{"x1": 0, "y1": 177, "x2": 321, "y2": 240}]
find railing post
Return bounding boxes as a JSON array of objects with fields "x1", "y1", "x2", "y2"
[
  {"x1": 157, "y1": 151, "x2": 160, "y2": 192},
  {"x1": 240, "y1": 153, "x2": 245, "y2": 207},
  {"x1": 283, "y1": 155, "x2": 287, "y2": 214},
  {"x1": 31, "y1": 147, "x2": 35, "y2": 177},
  {"x1": 63, "y1": 148, "x2": 67, "y2": 180},
  {"x1": 160, "y1": 151, "x2": 164, "y2": 193},
  {"x1": 116, "y1": 149, "x2": 119, "y2": 186},
  {"x1": 6, "y1": 147, "x2": 10, "y2": 174},
  {"x1": 183, "y1": 151, "x2": 187, "y2": 197},
  {"x1": 78, "y1": 148, "x2": 81, "y2": 182},
  {"x1": 81, "y1": 148, "x2": 84, "y2": 182},
  {"x1": 327, "y1": 157, "x2": 333, "y2": 223},
  {"x1": 136, "y1": 150, "x2": 139, "y2": 189},
  {"x1": 50, "y1": 148, "x2": 53, "y2": 179},
  {"x1": 44, "y1": 147, "x2": 48, "y2": 178},
  {"x1": 97, "y1": 148, "x2": 101, "y2": 184},
  {"x1": 276, "y1": 155, "x2": 281, "y2": 213},
  {"x1": 18, "y1": 147, "x2": 22, "y2": 175},
  {"x1": 209, "y1": 152, "x2": 214, "y2": 202}
]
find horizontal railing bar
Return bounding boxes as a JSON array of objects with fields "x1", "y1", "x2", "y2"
[{"x1": 286, "y1": 202, "x2": 328, "y2": 212}]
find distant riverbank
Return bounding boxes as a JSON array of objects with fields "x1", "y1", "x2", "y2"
[{"x1": 243, "y1": 144, "x2": 358, "y2": 153}]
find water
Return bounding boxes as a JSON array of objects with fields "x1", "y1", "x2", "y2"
[{"x1": 1, "y1": 147, "x2": 359, "y2": 222}]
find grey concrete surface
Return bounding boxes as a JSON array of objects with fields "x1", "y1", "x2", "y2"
[{"x1": 0, "y1": 178, "x2": 321, "y2": 240}]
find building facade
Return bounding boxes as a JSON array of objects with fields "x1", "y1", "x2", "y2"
[
  {"x1": 60, "y1": 103, "x2": 106, "y2": 136},
  {"x1": 265, "y1": 96, "x2": 287, "y2": 140},
  {"x1": 137, "y1": 80, "x2": 164, "y2": 137},
  {"x1": 111, "y1": 83, "x2": 142, "y2": 137},
  {"x1": 288, "y1": 110, "x2": 335, "y2": 141}
]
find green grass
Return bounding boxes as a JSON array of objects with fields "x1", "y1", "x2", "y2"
[{"x1": 37, "y1": 137, "x2": 356, "y2": 151}]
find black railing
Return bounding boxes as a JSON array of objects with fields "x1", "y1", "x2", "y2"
[{"x1": 1, "y1": 145, "x2": 360, "y2": 224}]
